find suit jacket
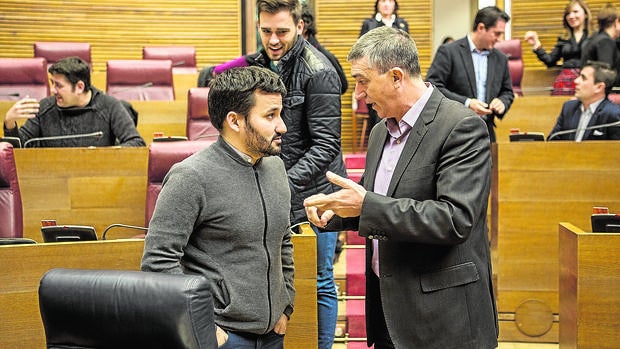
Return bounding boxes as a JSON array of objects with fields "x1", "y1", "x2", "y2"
[
  {"x1": 327, "y1": 89, "x2": 498, "y2": 348},
  {"x1": 548, "y1": 98, "x2": 620, "y2": 140},
  {"x1": 426, "y1": 36, "x2": 514, "y2": 142}
]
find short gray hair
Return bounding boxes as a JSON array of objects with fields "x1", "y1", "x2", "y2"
[{"x1": 347, "y1": 26, "x2": 421, "y2": 77}]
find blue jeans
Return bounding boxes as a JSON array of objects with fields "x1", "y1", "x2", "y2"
[
  {"x1": 314, "y1": 226, "x2": 338, "y2": 349},
  {"x1": 219, "y1": 330, "x2": 284, "y2": 349}
]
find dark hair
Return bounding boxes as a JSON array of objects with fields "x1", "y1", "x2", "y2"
[
  {"x1": 374, "y1": 0, "x2": 399, "y2": 17},
  {"x1": 301, "y1": 2, "x2": 316, "y2": 37},
  {"x1": 584, "y1": 60, "x2": 617, "y2": 95},
  {"x1": 472, "y1": 6, "x2": 510, "y2": 31},
  {"x1": 597, "y1": 3, "x2": 618, "y2": 32},
  {"x1": 348, "y1": 26, "x2": 421, "y2": 77},
  {"x1": 441, "y1": 36, "x2": 454, "y2": 44},
  {"x1": 208, "y1": 66, "x2": 287, "y2": 131},
  {"x1": 48, "y1": 56, "x2": 91, "y2": 91},
  {"x1": 257, "y1": 0, "x2": 302, "y2": 25}
]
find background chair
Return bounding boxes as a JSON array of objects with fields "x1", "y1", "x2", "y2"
[
  {"x1": 143, "y1": 46, "x2": 197, "y2": 74},
  {"x1": 146, "y1": 140, "x2": 215, "y2": 226},
  {"x1": 39, "y1": 268, "x2": 218, "y2": 349},
  {"x1": 0, "y1": 57, "x2": 50, "y2": 100},
  {"x1": 34, "y1": 42, "x2": 92, "y2": 69},
  {"x1": 353, "y1": 98, "x2": 370, "y2": 152},
  {"x1": 106, "y1": 59, "x2": 175, "y2": 101},
  {"x1": 0, "y1": 142, "x2": 23, "y2": 239},
  {"x1": 495, "y1": 39, "x2": 524, "y2": 96},
  {"x1": 187, "y1": 87, "x2": 218, "y2": 141}
]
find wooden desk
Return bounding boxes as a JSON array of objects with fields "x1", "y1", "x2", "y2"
[
  {"x1": 0, "y1": 230, "x2": 317, "y2": 348},
  {"x1": 491, "y1": 142, "x2": 620, "y2": 342},
  {"x1": 14, "y1": 147, "x2": 148, "y2": 241},
  {"x1": 495, "y1": 95, "x2": 570, "y2": 143},
  {"x1": 558, "y1": 223, "x2": 620, "y2": 349},
  {"x1": 0, "y1": 100, "x2": 189, "y2": 144}
]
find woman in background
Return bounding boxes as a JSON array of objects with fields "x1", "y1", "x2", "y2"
[
  {"x1": 524, "y1": 0, "x2": 592, "y2": 95},
  {"x1": 359, "y1": 0, "x2": 409, "y2": 130}
]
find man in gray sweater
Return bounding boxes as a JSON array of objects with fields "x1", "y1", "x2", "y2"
[{"x1": 141, "y1": 66, "x2": 294, "y2": 349}]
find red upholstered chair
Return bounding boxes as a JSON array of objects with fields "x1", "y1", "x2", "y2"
[
  {"x1": 187, "y1": 87, "x2": 219, "y2": 141},
  {"x1": 145, "y1": 140, "x2": 214, "y2": 226},
  {"x1": 143, "y1": 46, "x2": 198, "y2": 74},
  {"x1": 0, "y1": 57, "x2": 50, "y2": 100},
  {"x1": 106, "y1": 59, "x2": 175, "y2": 101},
  {"x1": 495, "y1": 39, "x2": 524, "y2": 96},
  {"x1": 0, "y1": 142, "x2": 23, "y2": 238},
  {"x1": 354, "y1": 98, "x2": 370, "y2": 152},
  {"x1": 34, "y1": 42, "x2": 92, "y2": 69}
]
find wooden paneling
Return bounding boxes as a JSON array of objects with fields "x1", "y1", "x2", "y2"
[
  {"x1": 0, "y1": 0, "x2": 242, "y2": 72},
  {"x1": 13, "y1": 147, "x2": 148, "y2": 240},
  {"x1": 0, "y1": 230, "x2": 317, "y2": 348},
  {"x1": 559, "y1": 223, "x2": 620, "y2": 349},
  {"x1": 512, "y1": 0, "x2": 613, "y2": 70},
  {"x1": 491, "y1": 142, "x2": 620, "y2": 342},
  {"x1": 315, "y1": 0, "x2": 432, "y2": 153}
]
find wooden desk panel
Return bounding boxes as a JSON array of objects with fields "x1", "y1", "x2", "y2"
[
  {"x1": 492, "y1": 142, "x2": 620, "y2": 342},
  {"x1": 559, "y1": 223, "x2": 620, "y2": 349},
  {"x1": 495, "y1": 95, "x2": 570, "y2": 143},
  {"x1": 1, "y1": 100, "x2": 189, "y2": 144},
  {"x1": 14, "y1": 147, "x2": 148, "y2": 240},
  {"x1": 0, "y1": 231, "x2": 317, "y2": 349}
]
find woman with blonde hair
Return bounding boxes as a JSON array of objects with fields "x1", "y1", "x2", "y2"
[{"x1": 524, "y1": 0, "x2": 592, "y2": 95}]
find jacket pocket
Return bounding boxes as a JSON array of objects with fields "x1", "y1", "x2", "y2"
[
  {"x1": 420, "y1": 261, "x2": 479, "y2": 293},
  {"x1": 211, "y1": 277, "x2": 231, "y2": 310}
]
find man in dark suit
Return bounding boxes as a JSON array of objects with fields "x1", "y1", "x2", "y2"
[
  {"x1": 304, "y1": 27, "x2": 498, "y2": 349},
  {"x1": 549, "y1": 61, "x2": 620, "y2": 141},
  {"x1": 426, "y1": 6, "x2": 514, "y2": 142}
]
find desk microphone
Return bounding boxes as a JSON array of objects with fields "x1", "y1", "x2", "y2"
[
  {"x1": 172, "y1": 60, "x2": 186, "y2": 67},
  {"x1": 23, "y1": 131, "x2": 104, "y2": 148},
  {"x1": 0, "y1": 93, "x2": 20, "y2": 97},
  {"x1": 547, "y1": 120, "x2": 620, "y2": 141}
]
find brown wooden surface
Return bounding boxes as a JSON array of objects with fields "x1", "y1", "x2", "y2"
[
  {"x1": 495, "y1": 95, "x2": 570, "y2": 143},
  {"x1": 13, "y1": 147, "x2": 148, "y2": 241},
  {"x1": 558, "y1": 223, "x2": 620, "y2": 349},
  {"x1": 491, "y1": 142, "x2": 620, "y2": 342},
  {"x1": 0, "y1": 231, "x2": 317, "y2": 348}
]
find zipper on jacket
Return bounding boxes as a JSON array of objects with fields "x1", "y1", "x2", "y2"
[{"x1": 254, "y1": 168, "x2": 273, "y2": 333}]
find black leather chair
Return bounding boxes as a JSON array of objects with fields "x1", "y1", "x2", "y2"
[{"x1": 38, "y1": 268, "x2": 218, "y2": 349}]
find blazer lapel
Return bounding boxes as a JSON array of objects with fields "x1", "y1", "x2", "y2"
[
  {"x1": 457, "y1": 40, "x2": 477, "y2": 98},
  {"x1": 486, "y1": 50, "x2": 499, "y2": 103}
]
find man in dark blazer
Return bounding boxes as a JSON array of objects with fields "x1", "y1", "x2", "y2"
[
  {"x1": 304, "y1": 27, "x2": 498, "y2": 349},
  {"x1": 426, "y1": 6, "x2": 514, "y2": 142},
  {"x1": 549, "y1": 61, "x2": 620, "y2": 141}
]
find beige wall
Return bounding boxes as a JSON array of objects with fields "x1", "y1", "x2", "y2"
[{"x1": 432, "y1": 0, "x2": 472, "y2": 58}]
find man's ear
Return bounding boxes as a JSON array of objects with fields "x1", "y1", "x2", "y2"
[
  {"x1": 391, "y1": 67, "x2": 404, "y2": 86},
  {"x1": 297, "y1": 19, "x2": 304, "y2": 35},
  {"x1": 224, "y1": 111, "x2": 243, "y2": 132},
  {"x1": 75, "y1": 80, "x2": 86, "y2": 94},
  {"x1": 476, "y1": 22, "x2": 486, "y2": 33}
]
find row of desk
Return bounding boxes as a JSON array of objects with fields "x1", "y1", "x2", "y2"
[{"x1": 0, "y1": 223, "x2": 318, "y2": 349}]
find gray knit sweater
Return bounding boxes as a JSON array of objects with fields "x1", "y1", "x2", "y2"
[{"x1": 141, "y1": 138, "x2": 295, "y2": 335}]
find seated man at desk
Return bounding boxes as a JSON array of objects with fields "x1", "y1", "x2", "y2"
[
  {"x1": 3, "y1": 57, "x2": 145, "y2": 147},
  {"x1": 548, "y1": 61, "x2": 620, "y2": 141}
]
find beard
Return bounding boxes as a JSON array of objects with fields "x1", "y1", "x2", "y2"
[{"x1": 245, "y1": 118, "x2": 282, "y2": 157}]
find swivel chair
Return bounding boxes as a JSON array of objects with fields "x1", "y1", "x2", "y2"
[
  {"x1": 187, "y1": 87, "x2": 218, "y2": 141},
  {"x1": 145, "y1": 140, "x2": 215, "y2": 226},
  {"x1": 0, "y1": 142, "x2": 23, "y2": 239},
  {"x1": 39, "y1": 268, "x2": 218, "y2": 349},
  {"x1": 143, "y1": 46, "x2": 198, "y2": 74},
  {"x1": 0, "y1": 57, "x2": 50, "y2": 100},
  {"x1": 495, "y1": 39, "x2": 524, "y2": 96},
  {"x1": 106, "y1": 59, "x2": 175, "y2": 101}
]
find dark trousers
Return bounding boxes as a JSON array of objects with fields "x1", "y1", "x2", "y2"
[{"x1": 367, "y1": 272, "x2": 395, "y2": 349}]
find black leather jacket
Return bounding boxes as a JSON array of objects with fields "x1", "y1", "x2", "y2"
[{"x1": 254, "y1": 35, "x2": 347, "y2": 224}]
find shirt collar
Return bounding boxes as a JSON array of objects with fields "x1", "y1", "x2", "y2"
[
  {"x1": 385, "y1": 83, "x2": 434, "y2": 139},
  {"x1": 581, "y1": 98, "x2": 605, "y2": 114},
  {"x1": 467, "y1": 34, "x2": 489, "y2": 55}
]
